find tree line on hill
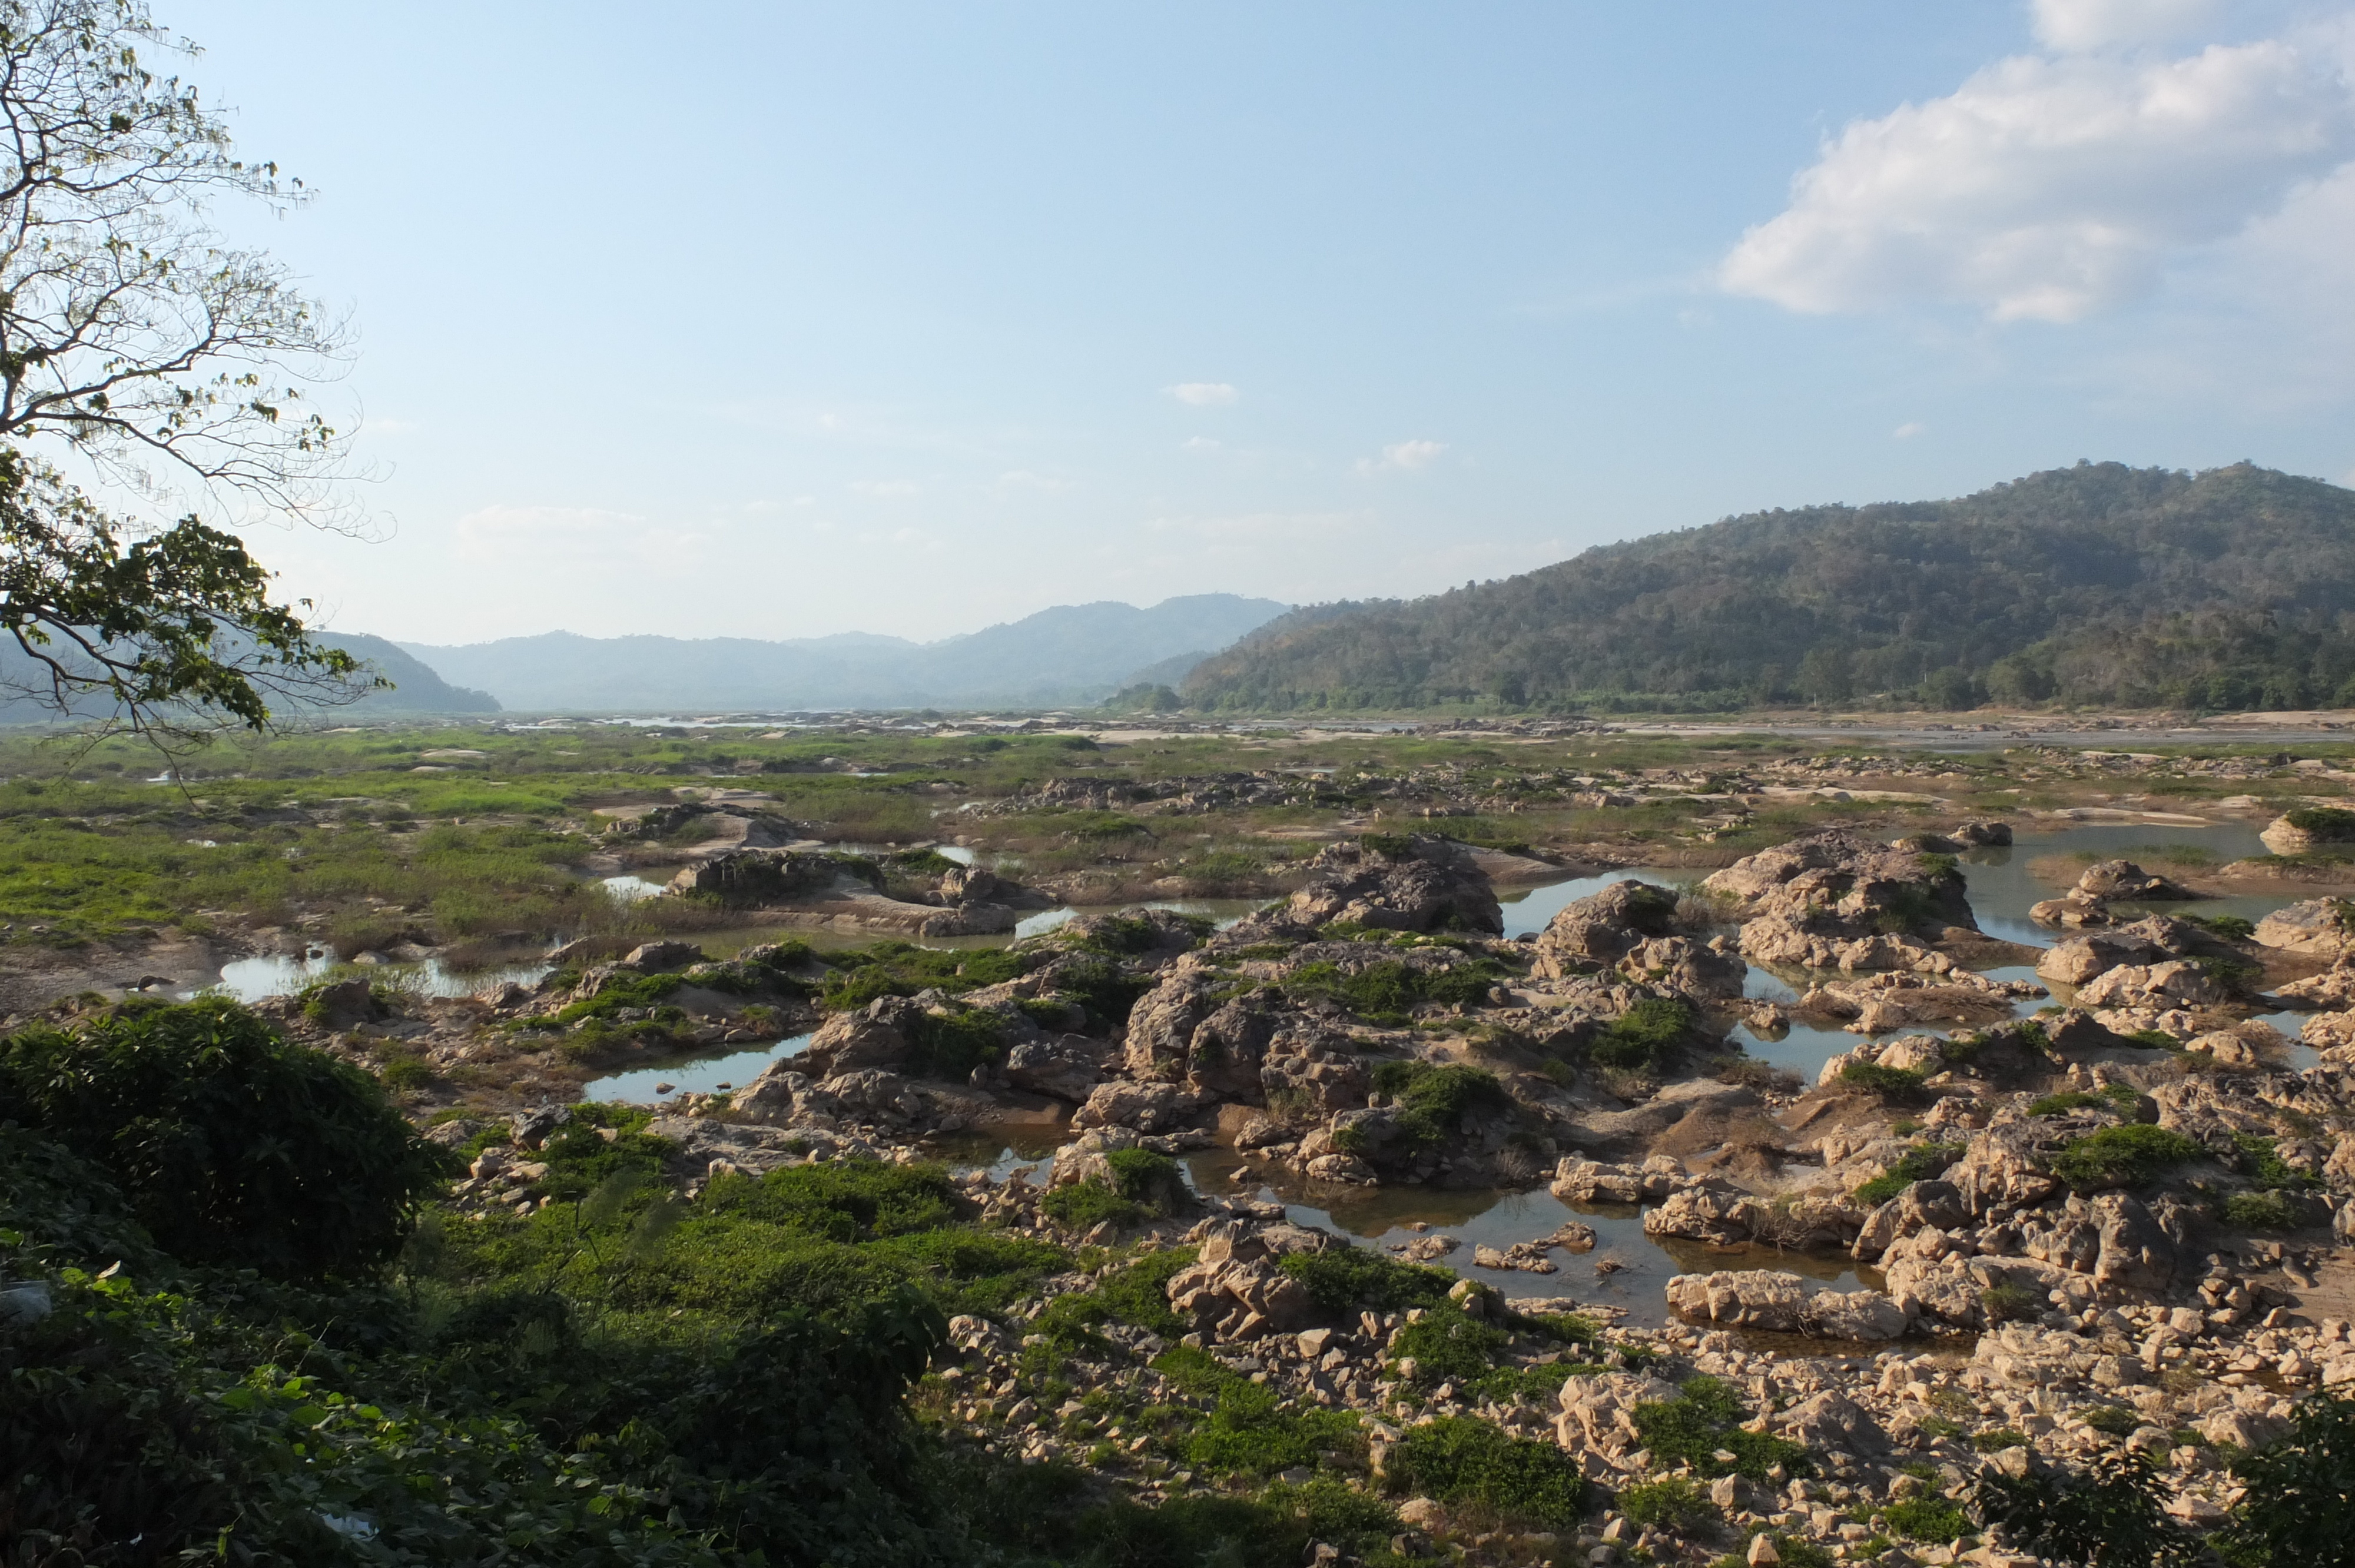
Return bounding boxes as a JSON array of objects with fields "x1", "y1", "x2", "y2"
[{"x1": 1181, "y1": 463, "x2": 2355, "y2": 714}]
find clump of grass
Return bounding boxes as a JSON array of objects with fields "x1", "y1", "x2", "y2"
[
  {"x1": 1381, "y1": 1414, "x2": 1588, "y2": 1529},
  {"x1": 1275, "y1": 1245, "x2": 1454, "y2": 1316},
  {"x1": 1631, "y1": 1376, "x2": 1811, "y2": 1480},
  {"x1": 1368, "y1": 1059, "x2": 1510, "y2": 1149},
  {"x1": 1852, "y1": 1142, "x2": 1965, "y2": 1206},
  {"x1": 1282, "y1": 958, "x2": 1502, "y2": 1024},
  {"x1": 1588, "y1": 996, "x2": 1692, "y2": 1071},
  {"x1": 2051, "y1": 1124, "x2": 2204, "y2": 1188},
  {"x1": 1838, "y1": 1059, "x2": 1928, "y2": 1100},
  {"x1": 1621, "y1": 1476, "x2": 1717, "y2": 1530},
  {"x1": 1883, "y1": 1498, "x2": 1971, "y2": 1544},
  {"x1": 2221, "y1": 1189, "x2": 2301, "y2": 1230}
]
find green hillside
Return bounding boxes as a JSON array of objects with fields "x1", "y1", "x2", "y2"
[{"x1": 1183, "y1": 461, "x2": 2355, "y2": 713}]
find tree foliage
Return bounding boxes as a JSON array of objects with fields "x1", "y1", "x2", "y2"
[
  {"x1": 0, "y1": 0, "x2": 373, "y2": 741},
  {"x1": 1184, "y1": 462, "x2": 2355, "y2": 712},
  {"x1": 0, "y1": 995, "x2": 442, "y2": 1279}
]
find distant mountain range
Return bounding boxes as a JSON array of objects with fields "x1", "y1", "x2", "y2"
[
  {"x1": 0, "y1": 631, "x2": 500, "y2": 724},
  {"x1": 1185, "y1": 462, "x2": 2355, "y2": 713},
  {"x1": 388, "y1": 594, "x2": 1289, "y2": 713}
]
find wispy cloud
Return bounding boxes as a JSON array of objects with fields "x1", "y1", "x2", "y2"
[
  {"x1": 1359, "y1": 438, "x2": 1448, "y2": 474},
  {"x1": 850, "y1": 479, "x2": 920, "y2": 497},
  {"x1": 1168, "y1": 381, "x2": 1239, "y2": 406},
  {"x1": 1893, "y1": 421, "x2": 1927, "y2": 438}
]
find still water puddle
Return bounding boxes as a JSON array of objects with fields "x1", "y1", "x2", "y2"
[
  {"x1": 197, "y1": 952, "x2": 553, "y2": 1004},
  {"x1": 584, "y1": 1032, "x2": 815, "y2": 1102}
]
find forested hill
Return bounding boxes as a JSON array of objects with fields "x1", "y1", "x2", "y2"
[{"x1": 1183, "y1": 462, "x2": 2355, "y2": 713}]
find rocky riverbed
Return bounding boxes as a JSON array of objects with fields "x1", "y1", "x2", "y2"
[{"x1": 236, "y1": 802, "x2": 2355, "y2": 1566}]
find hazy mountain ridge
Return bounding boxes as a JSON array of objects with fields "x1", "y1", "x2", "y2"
[
  {"x1": 397, "y1": 593, "x2": 1289, "y2": 712},
  {"x1": 1184, "y1": 462, "x2": 2355, "y2": 712}
]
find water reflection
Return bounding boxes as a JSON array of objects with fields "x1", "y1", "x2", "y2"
[
  {"x1": 1178, "y1": 1147, "x2": 1880, "y2": 1327},
  {"x1": 583, "y1": 1032, "x2": 814, "y2": 1102},
  {"x1": 197, "y1": 952, "x2": 552, "y2": 1004},
  {"x1": 1498, "y1": 869, "x2": 1698, "y2": 939}
]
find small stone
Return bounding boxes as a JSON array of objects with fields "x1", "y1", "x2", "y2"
[{"x1": 1748, "y1": 1534, "x2": 1780, "y2": 1566}]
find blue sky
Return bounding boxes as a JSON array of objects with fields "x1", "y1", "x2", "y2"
[{"x1": 158, "y1": 1, "x2": 2355, "y2": 645}]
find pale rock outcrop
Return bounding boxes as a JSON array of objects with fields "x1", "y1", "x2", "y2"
[
  {"x1": 1780, "y1": 1390, "x2": 1893, "y2": 1452},
  {"x1": 1222, "y1": 835, "x2": 1502, "y2": 941},
  {"x1": 1163, "y1": 1224, "x2": 1321, "y2": 1340},
  {"x1": 2257, "y1": 898, "x2": 2355, "y2": 959},
  {"x1": 2075, "y1": 959, "x2": 2224, "y2": 1011},
  {"x1": 1556, "y1": 1371, "x2": 1679, "y2": 1455},
  {"x1": 799, "y1": 996, "x2": 924, "y2": 1077}
]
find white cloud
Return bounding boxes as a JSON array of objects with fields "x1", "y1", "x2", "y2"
[
  {"x1": 995, "y1": 469, "x2": 1070, "y2": 492},
  {"x1": 2033, "y1": 0, "x2": 2220, "y2": 52},
  {"x1": 1893, "y1": 421, "x2": 1928, "y2": 438},
  {"x1": 1359, "y1": 438, "x2": 1448, "y2": 474},
  {"x1": 1182, "y1": 436, "x2": 1223, "y2": 452},
  {"x1": 1721, "y1": 27, "x2": 2355, "y2": 322},
  {"x1": 850, "y1": 479, "x2": 919, "y2": 497},
  {"x1": 1169, "y1": 381, "x2": 1239, "y2": 406}
]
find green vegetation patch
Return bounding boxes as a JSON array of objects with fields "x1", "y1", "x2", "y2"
[
  {"x1": 1589, "y1": 996, "x2": 1693, "y2": 1071},
  {"x1": 1282, "y1": 956, "x2": 1502, "y2": 1024},
  {"x1": 1368, "y1": 1059, "x2": 1511, "y2": 1149},
  {"x1": 1633, "y1": 1376, "x2": 1812, "y2": 1480},
  {"x1": 1275, "y1": 1243, "x2": 1455, "y2": 1316},
  {"x1": 0, "y1": 996, "x2": 443, "y2": 1281},
  {"x1": 1852, "y1": 1142, "x2": 1965, "y2": 1207},
  {"x1": 2051, "y1": 1124, "x2": 2204, "y2": 1189},
  {"x1": 1381, "y1": 1414, "x2": 1589, "y2": 1528}
]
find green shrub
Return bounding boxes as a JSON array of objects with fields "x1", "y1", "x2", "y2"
[
  {"x1": 2051, "y1": 1124, "x2": 2204, "y2": 1188},
  {"x1": 1972, "y1": 1429, "x2": 2028, "y2": 1451},
  {"x1": 1981, "y1": 1283, "x2": 2042, "y2": 1323},
  {"x1": 1382, "y1": 1414, "x2": 1588, "y2": 1527},
  {"x1": 2220, "y1": 1389, "x2": 2355, "y2": 1568},
  {"x1": 1589, "y1": 996, "x2": 1691, "y2": 1070},
  {"x1": 1389, "y1": 1303, "x2": 1510, "y2": 1384},
  {"x1": 1971, "y1": 1450, "x2": 2187, "y2": 1568},
  {"x1": 1884, "y1": 1498, "x2": 1970, "y2": 1544},
  {"x1": 1283, "y1": 958, "x2": 1502, "y2": 1023},
  {"x1": 2286, "y1": 807, "x2": 2355, "y2": 841},
  {"x1": 1368, "y1": 1059, "x2": 1510, "y2": 1148},
  {"x1": 2235, "y1": 1133, "x2": 2316, "y2": 1191},
  {"x1": 1103, "y1": 1147, "x2": 1183, "y2": 1213},
  {"x1": 0, "y1": 998, "x2": 442, "y2": 1281},
  {"x1": 1621, "y1": 1476, "x2": 1716, "y2": 1529},
  {"x1": 2083, "y1": 1406, "x2": 2143, "y2": 1436},
  {"x1": 1276, "y1": 1244, "x2": 1454, "y2": 1316},
  {"x1": 1632, "y1": 1376, "x2": 1811, "y2": 1480},
  {"x1": 1838, "y1": 1059, "x2": 1928, "y2": 1099},
  {"x1": 904, "y1": 1006, "x2": 1006, "y2": 1079},
  {"x1": 1852, "y1": 1142, "x2": 1965, "y2": 1206},
  {"x1": 1039, "y1": 1179, "x2": 1143, "y2": 1230},
  {"x1": 2223, "y1": 1189, "x2": 2300, "y2": 1230},
  {"x1": 2184, "y1": 913, "x2": 2256, "y2": 941}
]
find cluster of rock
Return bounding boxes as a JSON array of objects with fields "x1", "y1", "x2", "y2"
[
  {"x1": 1701, "y1": 827, "x2": 1983, "y2": 973},
  {"x1": 2029, "y1": 859, "x2": 2196, "y2": 928}
]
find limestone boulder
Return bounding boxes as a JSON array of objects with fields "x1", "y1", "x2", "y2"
[
  {"x1": 1556, "y1": 1371, "x2": 1679, "y2": 1455},
  {"x1": 1664, "y1": 1270, "x2": 1808, "y2": 1332},
  {"x1": 1780, "y1": 1390, "x2": 1893, "y2": 1453},
  {"x1": 1074, "y1": 1080, "x2": 1190, "y2": 1133},
  {"x1": 1003, "y1": 1035, "x2": 1110, "y2": 1102},
  {"x1": 800, "y1": 996, "x2": 924, "y2": 1077},
  {"x1": 2075, "y1": 959, "x2": 2224, "y2": 1011},
  {"x1": 2256, "y1": 898, "x2": 2355, "y2": 959}
]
